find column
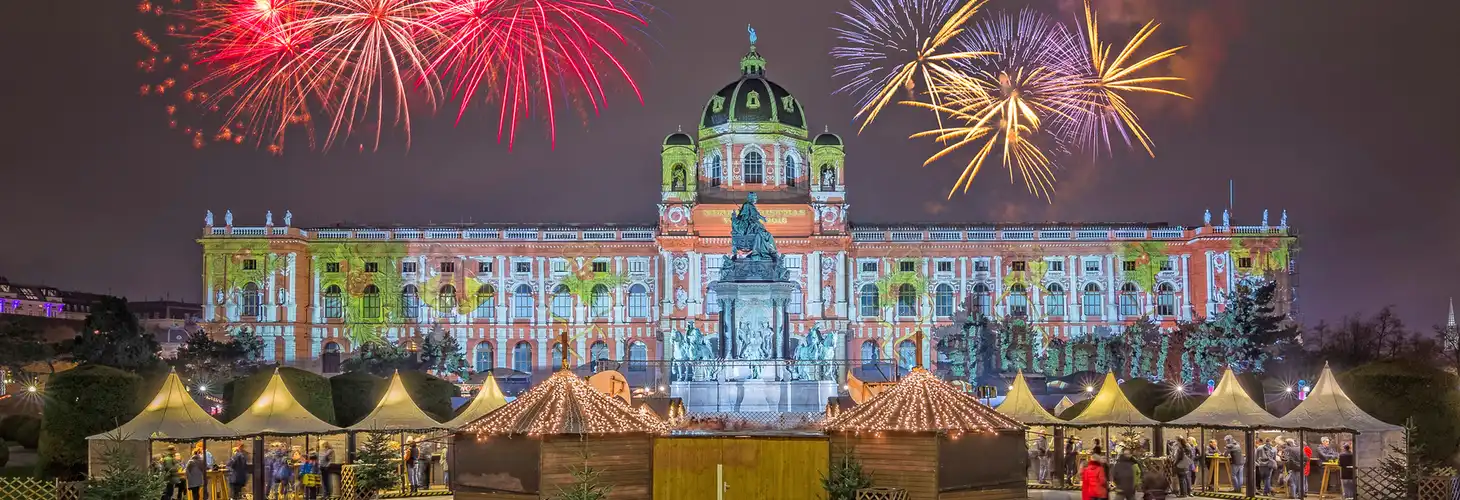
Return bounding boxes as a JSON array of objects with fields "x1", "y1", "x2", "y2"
[
  {"x1": 1105, "y1": 254, "x2": 1117, "y2": 322},
  {"x1": 613, "y1": 256, "x2": 626, "y2": 322},
  {"x1": 651, "y1": 255, "x2": 661, "y2": 320},
  {"x1": 1068, "y1": 256, "x2": 1078, "y2": 319},
  {"x1": 920, "y1": 257, "x2": 932, "y2": 320},
  {"x1": 771, "y1": 143, "x2": 781, "y2": 186},
  {"x1": 495, "y1": 256, "x2": 507, "y2": 323},
  {"x1": 263, "y1": 255, "x2": 275, "y2": 322},
  {"x1": 688, "y1": 251, "x2": 701, "y2": 316},
  {"x1": 808, "y1": 251, "x2": 823, "y2": 314},
  {"x1": 992, "y1": 256, "x2": 1004, "y2": 316},
  {"x1": 1204, "y1": 250, "x2": 1215, "y2": 316},
  {"x1": 283, "y1": 334, "x2": 296, "y2": 363},
  {"x1": 958, "y1": 257, "x2": 968, "y2": 298},
  {"x1": 535, "y1": 257, "x2": 547, "y2": 325},
  {"x1": 660, "y1": 251, "x2": 673, "y2": 315},
  {"x1": 286, "y1": 252, "x2": 298, "y2": 322},
  {"x1": 311, "y1": 256, "x2": 321, "y2": 323},
  {"x1": 496, "y1": 330, "x2": 509, "y2": 368},
  {"x1": 1225, "y1": 251, "x2": 1236, "y2": 294},
  {"x1": 835, "y1": 251, "x2": 847, "y2": 317},
  {"x1": 1181, "y1": 254, "x2": 1193, "y2": 320}
]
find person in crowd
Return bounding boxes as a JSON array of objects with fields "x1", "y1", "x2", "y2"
[
  {"x1": 198, "y1": 443, "x2": 215, "y2": 469},
  {"x1": 1224, "y1": 435, "x2": 1244, "y2": 492},
  {"x1": 1091, "y1": 438, "x2": 1104, "y2": 458},
  {"x1": 1339, "y1": 442, "x2": 1356, "y2": 499},
  {"x1": 1204, "y1": 439, "x2": 1219, "y2": 489},
  {"x1": 1110, "y1": 449, "x2": 1139, "y2": 500},
  {"x1": 159, "y1": 445, "x2": 181, "y2": 500},
  {"x1": 185, "y1": 448, "x2": 207, "y2": 500},
  {"x1": 269, "y1": 442, "x2": 291, "y2": 499},
  {"x1": 1173, "y1": 436, "x2": 1194, "y2": 497},
  {"x1": 299, "y1": 453, "x2": 320, "y2": 500},
  {"x1": 1318, "y1": 437, "x2": 1339, "y2": 462},
  {"x1": 404, "y1": 437, "x2": 421, "y2": 492},
  {"x1": 1066, "y1": 437, "x2": 1083, "y2": 483},
  {"x1": 1255, "y1": 438, "x2": 1278, "y2": 496},
  {"x1": 1035, "y1": 435, "x2": 1051, "y2": 484},
  {"x1": 1302, "y1": 441, "x2": 1313, "y2": 497},
  {"x1": 1081, "y1": 455, "x2": 1108, "y2": 500},
  {"x1": 226, "y1": 444, "x2": 249, "y2": 500},
  {"x1": 1283, "y1": 438, "x2": 1306, "y2": 499},
  {"x1": 319, "y1": 441, "x2": 336, "y2": 499}
]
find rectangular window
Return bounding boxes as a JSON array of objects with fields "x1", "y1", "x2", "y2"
[
  {"x1": 1238, "y1": 257, "x2": 1253, "y2": 269},
  {"x1": 784, "y1": 255, "x2": 802, "y2": 270},
  {"x1": 860, "y1": 261, "x2": 878, "y2": 273},
  {"x1": 1159, "y1": 259, "x2": 1173, "y2": 272},
  {"x1": 1122, "y1": 260, "x2": 1137, "y2": 272},
  {"x1": 936, "y1": 260, "x2": 953, "y2": 273},
  {"x1": 325, "y1": 262, "x2": 341, "y2": 273},
  {"x1": 440, "y1": 262, "x2": 456, "y2": 273},
  {"x1": 1084, "y1": 259, "x2": 1100, "y2": 273},
  {"x1": 898, "y1": 261, "x2": 915, "y2": 273},
  {"x1": 552, "y1": 260, "x2": 568, "y2": 273},
  {"x1": 628, "y1": 259, "x2": 647, "y2": 274},
  {"x1": 242, "y1": 259, "x2": 258, "y2": 271},
  {"x1": 973, "y1": 260, "x2": 990, "y2": 272},
  {"x1": 478, "y1": 261, "x2": 493, "y2": 273},
  {"x1": 592, "y1": 261, "x2": 609, "y2": 273},
  {"x1": 1049, "y1": 260, "x2": 1064, "y2": 272},
  {"x1": 364, "y1": 262, "x2": 379, "y2": 273},
  {"x1": 515, "y1": 261, "x2": 532, "y2": 273},
  {"x1": 1011, "y1": 261, "x2": 1027, "y2": 272},
  {"x1": 402, "y1": 262, "x2": 418, "y2": 273}
]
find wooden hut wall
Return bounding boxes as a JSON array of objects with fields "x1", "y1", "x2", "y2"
[
  {"x1": 451, "y1": 433, "x2": 542, "y2": 498},
  {"x1": 936, "y1": 432, "x2": 1027, "y2": 500},
  {"x1": 830, "y1": 434, "x2": 938, "y2": 500},
  {"x1": 540, "y1": 435, "x2": 653, "y2": 500}
]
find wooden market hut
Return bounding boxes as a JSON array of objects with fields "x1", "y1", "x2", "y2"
[
  {"x1": 228, "y1": 368, "x2": 344, "y2": 500},
  {"x1": 995, "y1": 371, "x2": 1068, "y2": 486},
  {"x1": 86, "y1": 369, "x2": 238, "y2": 476},
  {"x1": 823, "y1": 367, "x2": 1028, "y2": 500},
  {"x1": 1269, "y1": 362, "x2": 1402, "y2": 476},
  {"x1": 444, "y1": 373, "x2": 509, "y2": 429},
  {"x1": 1167, "y1": 367, "x2": 1278, "y2": 496},
  {"x1": 451, "y1": 368, "x2": 669, "y2": 500},
  {"x1": 1064, "y1": 372, "x2": 1160, "y2": 461}
]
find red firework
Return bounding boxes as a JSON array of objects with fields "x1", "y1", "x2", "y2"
[{"x1": 426, "y1": 0, "x2": 648, "y2": 150}]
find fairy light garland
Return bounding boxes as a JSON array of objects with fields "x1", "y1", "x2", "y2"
[
  {"x1": 823, "y1": 368, "x2": 1023, "y2": 434},
  {"x1": 463, "y1": 370, "x2": 668, "y2": 437}
]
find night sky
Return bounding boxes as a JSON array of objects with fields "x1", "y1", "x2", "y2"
[{"x1": 1, "y1": 0, "x2": 1455, "y2": 326}]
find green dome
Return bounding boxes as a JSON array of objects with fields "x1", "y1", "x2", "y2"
[
  {"x1": 813, "y1": 132, "x2": 842, "y2": 146},
  {"x1": 700, "y1": 49, "x2": 806, "y2": 131},
  {"x1": 664, "y1": 132, "x2": 694, "y2": 146}
]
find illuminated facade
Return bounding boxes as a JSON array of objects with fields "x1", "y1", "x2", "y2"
[{"x1": 197, "y1": 46, "x2": 1296, "y2": 376}]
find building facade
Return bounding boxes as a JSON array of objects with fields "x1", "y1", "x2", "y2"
[{"x1": 197, "y1": 45, "x2": 1296, "y2": 376}]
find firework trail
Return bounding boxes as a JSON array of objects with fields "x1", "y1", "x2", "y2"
[
  {"x1": 1066, "y1": 0, "x2": 1188, "y2": 156},
  {"x1": 426, "y1": 0, "x2": 650, "y2": 150},
  {"x1": 831, "y1": 0, "x2": 991, "y2": 133}
]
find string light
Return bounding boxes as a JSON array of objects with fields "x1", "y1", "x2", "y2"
[
  {"x1": 823, "y1": 368, "x2": 1023, "y2": 434},
  {"x1": 465, "y1": 371, "x2": 668, "y2": 437}
]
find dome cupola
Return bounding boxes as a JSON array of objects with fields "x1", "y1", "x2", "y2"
[{"x1": 699, "y1": 26, "x2": 807, "y2": 134}]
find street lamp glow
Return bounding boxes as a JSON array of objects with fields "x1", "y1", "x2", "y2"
[
  {"x1": 1085, "y1": 386, "x2": 1094, "y2": 393},
  {"x1": 198, "y1": 385, "x2": 209, "y2": 392},
  {"x1": 26, "y1": 385, "x2": 37, "y2": 393},
  {"x1": 1284, "y1": 386, "x2": 1293, "y2": 393}
]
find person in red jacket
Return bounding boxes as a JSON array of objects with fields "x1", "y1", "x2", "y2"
[{"x1": 1082, "y1": 456, "x2": 1108, "y2": 500}]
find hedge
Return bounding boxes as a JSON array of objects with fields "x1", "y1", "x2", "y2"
[
  {"x1": 0, "y1": 443, "x2": 8, "y2": 467},
  {"x1": 329, "y1": 371, "x2": 459, "y2": 426},
  {"x1": 1153, "y1": 395, "x2": 1207, "y2": 422},
  {"x1": 1339, "y1": 360, "x2": 1460, "y2": 463},
  {"x1": 397, "y1": 371, "x2": 459, "y2": 422},
  {"x1": 38, "y1": 364, "x2": 146, "y2": 479},
  {"x1": 14, "y1": 417, "x2": 40, "y2": 450},
  {"x1": 223, "y1": 367, "x2": 336, "y2": 425},
  {"x1": 0, "y1": 415, "x2": 33, "y2": 441}
]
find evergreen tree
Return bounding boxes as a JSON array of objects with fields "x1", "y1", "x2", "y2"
[
  {"x1": 554, "y1": 449, "x2": 613, "y2": 500},
  {"x1": 352, "y1": 432, "x2": 402, "y2": 495},
  {"x1": 82, "y1": 442, "x2": 168, "y2": 500},
  {"x1": 418, "y1": 332, "x2": 442, "y2": 373},
  {"x1": 173, "y1": 326, "x2": 265, "y2": 381},
  {"x1": 1209, "y1": 276, "x2": 1299, "y2": 372},
  {"x1": 70, "y1": 296, "x2": 161, "y2": 373},
  {"x1": 0, "y1": 315, "x2": 58, "y2": 373},
  {"x1": 822, "y1": 451, "x2": 874, "y2": 500},
  {"x1": 1377, "y1": 418, "x2": 1438, "y2": 500},
  {"x1": 436, "y1": 333, "x2": 469, "y2": 379}
]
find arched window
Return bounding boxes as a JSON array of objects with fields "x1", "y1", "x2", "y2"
[
  {"x1": 474, "y1": 342, "x2": 494, "y2": 372},
  {"x1": 591, "y1": 284, "x2": 611, "y2": 317},
  {"x1": 401, "y1": 285, "x2": 420, "y2": 319},
  {"x1": 512, "y1": 341, "x2": 532, "y2": 373},
  {"x1": 783, "y1": 154, "x2": 798, "y2": 187},
  {"x1": 788, "y1": 285, "x2": 803, "y2": 314},
  {"x1": 1157, "y1": 283, "x2": 1176, "y2": 316},
  {"x1": 474, "y1": 285, "x2": 495, "y2": 320},
  {"x1": 706, "y1": 284, "x2": 720, "y2": 314},
  {"x1": 323, "y1": 285, "x2": 343, "y2": 319},
  {"x1": 629, "y1": 341, "x2": 648, "y2": 372},
  {"x1": 820, "y1": 165, "x2": 837, "y2": 190},
  {"x1": 859, "y1": 284, "x2": 880, "y2": 317},
  {"x1": 1045, "y1": 283, "x2": 1066, "y2": 317},
  {"x1": 934, "y1": 284, "x2": 954, "y2": 317},
  {"x1": 242, "y1": 283, "x2": 261, "y2": 317},
  {"x1": 896, "y1": 284, "x2": 916, "y2": 316},
  {"x1": 438, "y1": 284, "x2": 457, "y2": 312},
  {"x1": 743, "y1": 150, "x2": 764, "y2": 184},
  {"x1": 1083, "y1": 283, "x2": 1103, "y2": 317},
  {"x1": 1120, "y1": 282, "x2": 1140, "y2": 316},
  {"x1": 513, "y1": 284, "x2": 534, "y2": 319},
  {"x1": 860, "y1": 340, "x2": 880, "y2": 363},
  {"x1": 897, "y1": 339, "x2": 917, "y2": 370},
  {"x1": 590, "y1": 340, "x2": 609, "y2": 362},
  {"x1": 1009, "y1": 284, "x2": 1029, "y2": 317},
  {"x1": 971, "y1": 283, "x2": 991, "y2": 317},
  {"x1": 322, "y1": 342, "x2": 342, "y2": 373},
  {"x1": 670, "y1": 164, "x2": 687, "y2": 191},
  {"x1": 709, "y1": 155, "x2": 723, "y2": 187},
  {"x1": 628, "y1": 284, "x2": 648, "y2": 318},
  {"x1": 362, "y1": 284, "x2": 381, "y2": 319},
  {"x1": 551, "y1": 285, "x2": 573, "y2": 320}
]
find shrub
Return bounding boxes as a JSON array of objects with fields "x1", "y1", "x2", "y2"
[
  {"x1": 82, "y1": 441, "x2": 168, "y2": 500},
  {"x1": 822, "y1": 451, "x2": 873, "y2": 500},
  {"x1": 14, "y1": 417, "x2": 41, "y2": 449},
  {"x1": 0, "y1": 443, "x2": 9, "y2": 468},
  {"x1": 39, "y1": 364, "x2": 146, "y2": 479},
  {"x1": 398, "y1": 371, "x2": 460, "y2": 422},
  {"x1": 329, "y1": 371, "x2": 386, "y2": 427},
  {"x1": 0, "y1": 414, "x2": 30, "y2": 441},
  {"x1": 223, "y1": 367, "x2": 336, "y2": 425},
  {"x1": 1058, "y1": 398, "x2": 1091, "y2": 420},
  {"x1": 1339, "y1": 361, "x2": 1460, "y2": 464}
]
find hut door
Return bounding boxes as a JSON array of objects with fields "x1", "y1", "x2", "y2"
[{"x1": 653, "y1": 437, "x2": 827, "y2": 499}]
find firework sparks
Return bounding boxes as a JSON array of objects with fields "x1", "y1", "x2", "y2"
[
  {"x1": 1067, "y1": 0, "x2": 1188, "y2": 156},
  {"x1": 426, "y1": 0, "x2": 649, "y2": 150},
  {"x1": 831, "y1": 0, "x2": 991, "y2": 133}
]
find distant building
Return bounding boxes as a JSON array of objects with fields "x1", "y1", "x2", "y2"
[
  {"x1": 132, "y1": 301, "x2": 205, "y2": 358},
  {"x1": 0, "y1": 277, "x2": 105, "y2": 320}
]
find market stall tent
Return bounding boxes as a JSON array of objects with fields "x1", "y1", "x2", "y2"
[
  {"x1": 1065, "y1": 373, "x2": 1159, "y2": 427},
  {"x1": 995, "y1": 371, "x2": 1064, "y2": 426},
  {"x1": 1269, "y1": 362, "x2": 1402, "y2": 468},
  {"x1": 86, "y1": 369, "x2": 237, "y2": 476},
  {"x1": 444, "y1": 373, "x2": 508, "y2": 430},
  {"x1": 1169, "y1": 367, "x2": 1278, "y2": 428},
  {"x1": 228, "y1": 368, "x2": 342, "y2": 436},
  {"x1": 346, "y1": 371, "x2": 447, "y2": 433}
]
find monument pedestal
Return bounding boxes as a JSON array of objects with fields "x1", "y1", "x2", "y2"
[{"x1": 672, "y1": 379, "x2": 838, "y2": 413}]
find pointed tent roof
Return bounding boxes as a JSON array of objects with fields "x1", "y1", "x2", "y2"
[
  {"x1": 87, "y1": 370, "x2": 237, "y2": 441},
  {"x1": 228, "y1": 369, "x2": 342, "y2": 436},
  {"x1": 824, "y1": 368, "x2": 1024, "y2": 433},
  {"x1": 346, "y1": 372, "x2": 447, "y2": 432},
  {"x1": 445, "y1": 373, "x2": 508, "y2": 429},
  {"x1": 1271, "y1": 363, "x2": 1402, "y2": 433},
  {"x1": 1066, "y1": 373, "x2": 1159, "y2": 427},
  {"x1": 1169, "y1": 367, "x2": 1277, "y2": 428},
  {"x1": 461, "y1": 371, "x2": 667, "y2": 436},
  {"x1": 995, "y1": 371, "x2": 1064, "y2": 426}
]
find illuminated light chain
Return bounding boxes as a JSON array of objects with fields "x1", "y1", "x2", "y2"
[
  {"x1": 464, "y1": 371, "x2": 668, "y2": 437},
  {"x1": 824, "y1": 368, "x2": 1023, "y2": 434}
]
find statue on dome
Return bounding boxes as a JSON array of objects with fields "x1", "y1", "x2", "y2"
[
  {"x1": 205, "y1": 210, "x2": 214, "y2": 226},
  {"x1": 1262, "y1": 209, "x2": 1269, "y2": 227},
  {"x1": 1203, "y1": 209, "x2": 1211, "y2": 226},
  {"x1": 730, "y1": 192, "x2": 778, "y2": 260},
  {"x1": 747, "y1": 24, "x2": 756, "y2": 45},
  {"x1": 266, "y1": 210, "x2": 274, "y2": 226},
  {"x1": 225, "y1": 210, "x2": 233, "y2": 226},
  {"x1": 284, "y1": 210, "x2": 292, "y2": 226},
  {"x1": 1221, "y1": 209, "x2": 1230, "y2": 228}
]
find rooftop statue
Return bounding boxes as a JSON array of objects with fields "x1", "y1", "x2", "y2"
[{"x1": 730, "y1": 192, "x2": 778, "y2": 260}]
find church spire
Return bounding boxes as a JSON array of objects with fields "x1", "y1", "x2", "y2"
[{"x1": 1449, "y1": 297, "x2": 1456, "y2": 328}]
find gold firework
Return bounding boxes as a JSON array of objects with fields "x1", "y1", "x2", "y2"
[
  {"x1": 849, "y1": 0, "x2": 993, "y2": 133},
  {"x1": 1074, "y1": 0, "x2": 1188, "y2": 156}
]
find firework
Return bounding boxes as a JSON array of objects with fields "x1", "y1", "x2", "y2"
[
  {"x1": 1066, "y1": 0, "x2": 1187, "y2": 156},
  {"x1": 426, "y1": 0, "x2": 650, "y2": 150},
  {"x1": 831, "y1": 0, "x2": 991, "y2": 132}
]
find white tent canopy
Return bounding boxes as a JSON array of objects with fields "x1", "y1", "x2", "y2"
[
  {"x1": 1065, "y1": 373, "x2": 1158, "y2": 427},
  {"x1": 995, "y1": 371, "x2": 1064, "y2": 426},
  {"x1": 1270, "y1": 363, "x2": 1401, "y2": 433},
  {"x1": 346, "y1": 372, "x2": 447, "y2": 432},
  {"x1": 445, "y1": 374, "x2": 508, "y2": 429},
  {"x1": 1169, "y1": 367, "x2": 1278, "y2": 428},
  {"x1": 87, "y1": 369, "x2": 236, "y2": 441},
  {"x1": 228, "y1": 368, "x2": 342, "y2": 436}
]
